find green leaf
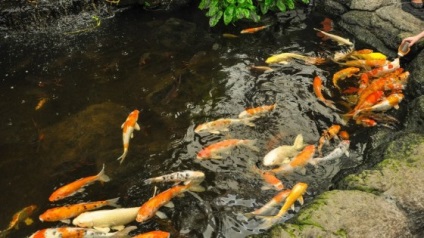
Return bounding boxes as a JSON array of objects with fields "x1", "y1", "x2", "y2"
[
  {"x1": 264, "y1": 0, "x2": 273, "y2": 7},
  {"x1": 260, "y1": 4, "x2": 269, "y2": 15},
  {"x1": 198, "y1": 0, "x2": 209, "y2": 10},
  {"x1": 209, "y1": 11, "x2": 223, "y2": 27},
  {"x1": 276, "y1": 0, "x2": 286, "y2": 12},
  {"x1": 226, "y1": 0, "x2": 235, "y2": 5},
  {"x1": 223, "y1": 5, "x2": 235, "y2": 25},
  {"x1": 206, "y1": 1, "x2": 219, "y2": 17},
  {"x1": 237, "y1": 0, "x2": 246, "y2": 5},
  {"x1": 250, "y1": 10, "x2": 260, "y2": 22},
  {"x1": 284, "y1": 0, "x2": 295, "y2": 9}
]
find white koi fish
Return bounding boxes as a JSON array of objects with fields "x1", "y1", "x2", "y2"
[
  {"x1": 263, "y1": 134, "x2": 304, "y2": 166},
  {"x1": 310, "y1": 140, "x2": 350, "y2": 166},
  {"x1": 72, "y1": 207, "x2": 139, "y2": 232},
  {"x1": 194, "y1": 117, "x2": 255, "y2": 134},
  {"x1": 29, "y1": 226, "x2": 136, "y2": 238},
  {"x1": 314, "y1": 28, "x2": 354, "y2": 46},
  {"x1": 143, "y1": 170, "x2": 205, "y2": 192},
  {"x1": 272, "y1": 145, "x2": 316, "y2": 175},
  {"x1": 117, "y1": 110, "x2": 140, "y2": 164}
]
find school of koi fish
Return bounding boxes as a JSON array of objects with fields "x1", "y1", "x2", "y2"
[{"x1": 0, "y1": 18, "x2": 411, "y2": 238}]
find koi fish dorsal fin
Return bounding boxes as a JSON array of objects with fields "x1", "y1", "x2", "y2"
[
  {"x1": 293, "y1": 134, "x2": 304, "y2": 150},
  {"x1": 135, "y1": 123, "x2": 141, "y2": 130},
  {"x1": 297, "y1": 195, "x2": 304, "y2": 205},
  {"x1": 94, "y1": 226, "x2": 111, "y2": 233}
]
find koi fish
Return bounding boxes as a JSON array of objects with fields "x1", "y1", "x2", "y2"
[
  {"x1": 35, "y1": 97, "x2": 48, "y2": 110},
  {"x1": 194, "y1": 117, "x2": 255, "y2": 134},
  {"x1": 320, "y1": 17, "x2": 333, "y2": 32},
  {"x1": 366, "y1": 58, "x2": 400, "y2": 78},
  {"x1": 263, "y1": 134, "x2": 304, "y2": 166},
  {"x1": 339, "y1": 59, "x2": 387, "y2": 69},
  {"x1": 136, "y1": 183, "x2": 191, "y2": 223},
  {"x1": 117, "y1": 110, "x2": 141, "y2": 164},
  {"x1": 360, "y1": 93, "x2": 404, "y2": 113},
  {"x1": 73, "y1": 207, "x2": 139, "y2": 232},
  {"x1": 350, "y1": 52, "x2": 387, "y2": 61},
  {"x1": 349, "y1": 91, "x2": 385, "y2": 119},
  {"x1": 314, "y1": 28, "x2": 354, "y2": 46},
  {"x1": 248, "y1": 65, "x2": 273, "y2": 73},
  {"x1": 257, "y1": 182, "x2": 308, "y2": 229},
  {"x1": 133, "y1": 230, "x2": 171, "y2": 238},
  {"x1": 0, "y1": 205, "x2": 37, "y2": 237},
  {"x1": 317, "y1": 124, "x2": 341, "y2": 156},
  {"x1": 272, "y1": 145, "x2": 316, "y2": 175},
  {"x1": 338, "y1": 131, "x2": 349, "y2": 140},
  {"x1": 355, "y1": 116, "x2": 377, "y2": 127},
  {"x1": 28, "y1": 226, "x2": 136, "y2": 238},
  {"x1": 265, "y1": 53, "x2": 326, "y2": 65},
  {"x1": 143, "y1": 170, "x2": 205, "y2": 187},
  {"x1": 251, "y1": 166, "x2": 284, "y2": 191},
  {"x1": 222, "y1": 33, "x2": 239, "y2": 38},
  {"x1": 245, "y1": 189, "x2": 291, "y2": 217},
  {"x1": 39, "y1": 197, "x2": 120, "y2": 223},
  {"x1": 240, "y1": 25, "x2": 270, "y2": 34},
  {"x1": 197, "y1": 139, "x2": 259, "y2": 159},
  {"x1": 357, "y1": 73, "x2": 370, "y2": 95},
  {"x1": 332, "y1": 67, "x2": 360, "y2": 90},
  {"x1": 313, "y1": 76, "x2": 337, "y2": 110},
  {"x1": 238, "y1": 104, "x2": 276, "y2": 119},
  {"x1": 310, "y1": 140, "x2": 350, "y2": 166},
  {"x1": 49, "y1": 164, "x2": 110, "y2": 202}
]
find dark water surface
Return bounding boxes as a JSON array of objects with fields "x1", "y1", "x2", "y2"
[{"x1": 0, "y1": 5, "x2": 368, "y2": 238}]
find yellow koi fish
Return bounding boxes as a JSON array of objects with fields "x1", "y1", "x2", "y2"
[
  {"x1": 265, "y1": 53, "x2": 326, "y2": 65},
  {"x1": 245, "y1": 189, "x2": 291, "y2": 217},
  {"x1": 117, "y1": 110, "x2": 141, "y2": 164},
  {"x1": 0, "y1": 205, "x2": 37, "y2": 237}
]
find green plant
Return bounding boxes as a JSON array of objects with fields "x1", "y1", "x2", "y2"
[{"x1": 199, "y1": 0, "x2": 310, "y2": 27}]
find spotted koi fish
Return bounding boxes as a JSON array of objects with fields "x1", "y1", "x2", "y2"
[
  {"x1": 117, "y1": 110, "x2": 141, "y2": 164},
  {"x1": 238, "y1": 104, "x2": 276, "y2": 119}
]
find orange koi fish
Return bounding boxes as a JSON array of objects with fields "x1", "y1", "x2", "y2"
[
  {"x1": 272, "y1": 145, "x2": 316, "y2": 175},
  {"x1": 194, "y1": 117, "x2": 255, "y2": 134},
  {"x1": 317, "y1": 124, "x2": 341, "y2": 155},
  {"x1": 355, "y1": 116, "x2": 377, "y2": 127},
  {"x1": 332, "y1": 67, "x2": 360, "y2": 90},
  {"x1": 238, "y1": 104, "x2": 276, "y2": 118},
  {"x1": 252, "y1": 166, "x2": 284, "y2": 191},
  {"x1": 39, "y1": 197, "x2": 120, "y2": 223},
  {"x1": 136, "y1": 183, "x2": 191, "y2": 223},
  {"x1": 222, "y1": 33, "x2": 239, "y2": 38},
  {"x1": 196, "y1": 139, "x2": 259, "y2": 159},
  {"x1": 117, "y1": 109, "x2": 140, "y2": 164},
  {"x1": 360, "y1": 93, "x2": 404, "y2": 113},
  {"x1": 257, "y1": 182, "x2": 308, "y2": 229},
  {"x1": 320, "y1": 17, "x2": 333, "y2": 32},
  {"x1": 245, "y1": 189, "x2": 291, "y2": 217},
  {"x1": 357, "y1": 73, "x2": 370, "y2": 95},
  {"x1": 35, "y1": 98, "x2": 48, "y2": 110},
  {"x1": 132, "y1": 230, "x2": 171, "y2": 238},
  {"x1": 313, "y1": 76, "x2": 337, "y2": 110},
  {"x1": 0, "y1": 205, "x2": 37, "y2": 237},
  {"x1": 339, "y1": 131, "x2": 349, "y2": 140},
  {"x1": 240, "y1": 25, "x2": 270, "y2": 34},
  {"x1": 49, "y1": 164, "x2": 110, "y2": 202},
  {"x1": 349, "y1": 91, "x2": 385, "y2": 119},
  {"x1": 28, "y1": 226, "x2": 135, "y2": 238}
]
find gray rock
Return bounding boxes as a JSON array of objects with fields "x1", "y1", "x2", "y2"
[
  {"x1": 405, "y1": 50, "x2": 424, "y2": 99},
  {"x1": 349, "y1": 0, "x2": 395, "y2": 11},
  {"x1": 405, "y1": 96, "x2": 424, "y2": 133},
  {"x1": 316, "y1": 0, "x2": 349, "y2": 17}
]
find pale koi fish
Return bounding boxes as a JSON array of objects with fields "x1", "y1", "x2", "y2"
[
  {"x1": 310, "y1": 140, "x2": 350, "y2": 166},
  {"x1": 332, "y1": 45, "x2": 354, "y2": 61},
  {"x1": 314, "y1": 28, "x2": 354, "y2": 46},
  {"x1": 194, "y1": 117, "x2": 255, "y2": 134},
  {"x1": 143, "y1": 170, "x2": 205, "y2": 187},
  {"x1": 0, "y1": 205, "x2": 37, "y2": 237},
  {"x1": 245, "y1": 189, "x2": 291, "y2": 217},
  {"x1": 49, "y1": 164, "x2": 110, "y2": 202},
  {"x1": 238, "y1": 104, "x2": 276, "y2": 119},
  {"x1": 39, "y1": 197, "x2": 120, "y2": 223},
  {"x1": 251, "y1": 166, "x2": 284, "y2": 191},
  {"x1": 240, "y1": 25, "x2": 271, "y2": 34},
  {"x1": 117, "y1": 110, "x2": 141, "y2": 164},
  {"x1": 28, "y1": 226, "x2": 136, "y2": 238},
  {"x1": 136, "y1": 183, "x2": 192, "y2": 223},
  {"x1": 313, "y1": 76, "x2": 338, "y2": 110},
  {"x1": 360, "y1": 93, "x2": 404, "y2": 113},
  {"x1": 73, "y1": 207, "x2": 139, "y2": 232},
  {"x1": 257, "y1": 182, "x2": 308, "y2": 229},
  {"x1": 317, "y1": 124, "x2": 341, "y2": 155},
  {"x1": 196, "y1": 139, "x2": 259, "y2": 160},
  {"x1": 265, "y1": 53, "x2": 326, "y2": 65},
  {"x1": 133, "y1": 230, "x2": 171, "y2": 238},
  {"x1": 263, "y1": 134, "x2": 304, "y2": 166},
  {"x1": 272, "y1": 145, "x2": 316, "y2": 175}
]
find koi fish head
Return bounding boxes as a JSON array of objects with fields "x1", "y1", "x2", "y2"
[{"x1": 196, "y1": 149, "x2": 210, "y2": 160}]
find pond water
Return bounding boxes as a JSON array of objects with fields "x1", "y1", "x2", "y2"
[{"x1": 0, "y1": 4, "x2": 375, "y2": 238}]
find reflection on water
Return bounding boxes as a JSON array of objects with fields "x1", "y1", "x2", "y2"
[{"x1": 0, "y1": 5, "x2": 366, "y2": 238}]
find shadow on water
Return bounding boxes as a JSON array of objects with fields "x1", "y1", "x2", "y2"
[{"x1": 0, "y1": 4, "x2": 376, "y2": 238}]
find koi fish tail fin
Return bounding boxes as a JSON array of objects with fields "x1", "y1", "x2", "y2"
[
  {"x1": 111, "y1": 226, "x2": 137, "y2": 238},
  {"x1": 242, "y1": 117, "x2": 256, "y2": 127},
  {"x1": 116, "y1": 149, "x2": 128, "y2": 164},
  {"x1": 245, "y1": 139, "x2": 260, "y2": 152},
  {"x1": 256, "y1": 215, "x2": 283, "y2": 230},
  {"x1": 97, "y1": 164, "x2": 111, "y2": 182},
  {"x1": 324, "y1": 99, "x2": 341, "y2": 111},
  {"x1": 188, "y1": 184, "x2": 206, "y2": 192},
  {"x1": 293, "y1": 134, "x2": 304, "y2": 150},
  {"x1": 142, "y1": 178, "x2": 154, "y2": 185},
  {"x1": 106, "y1": 197, "x2": 121, "y2": 208}
]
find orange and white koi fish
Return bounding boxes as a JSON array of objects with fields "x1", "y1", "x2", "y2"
[
  {"x1": 340, "y1": 59, "x2": 387, "y2": 69},
  {"x1": 257, "y1": 182, "x2": 308, "y2": 229},
  {"x1": 313, "y1": 76, "x2": 338, "y2": 110},
  {"x1": 317, "y1": 124, "x2": 341, "y2": 155},
  {"x1": 143, "y1": 170, "x2": 205, "y2": 186},
  {"x1": 136, "y1": 183, "x2": 191, "y2": 223},
  {"x1": 197, "y1": 139, "x2": 259, "y2": 159},
  {"x1": 366, "y1": 58, "x2": 400, "y2": 78},
  {"x1": 263, "y1": 134, "x2": 304, "y2": 166},
  {"x1": 73, "y1": 207, "x2": 139, "y2": 232},
  {"x1": 0, "y1": 205, "x2": 37, "y2": 237},
  {"x1": 29, "y1": 226, "x2": 136, "y2": 238},
  {"x1": 357, "y1": 73, "x2": 369, "y2": 95},
  {"x1": 252, "y1": 166, "x2": 284, "y2": 191},
  {"x1": 265, "y1": 52, "x2": 326, "y2": 65},
  {"x1": 245, "y1": 189, "x2": 291, "y2": 217},
  {"x1": 238, "y1": 104, "x2": 276, "y2": 118},
  {"x1": 240, "y1": 25, "x2": 270, "y2": 34},
  {"x1": 332, "y1": 67, "x2": 360, "y2": 90},
  {"x1": 133, "y1": 230, "x2": 171, "y2": 238},
  {"x1": 360, "y1": 93, "x2": 404, "y2": 113},
  {"x1": 349, "y1": 91, "x2": 385, "y2": 119},
  {"x1": 194, "y1": 117, "x2": 255, "y2": 134},
  {"x1": 49, "y1": 164, "x2": 110, "y2": 202},
  {"x1": 39, "y1": 197, "x2": 120, "y2": 223},
  {"x1": 313, "y1": 28, "x2": 354, "y2": 46},
  {"x1": 310, "y1": 140, "x2": 350, "y2": 166},
  {"x1": 272, "y1": 145, "x2": 316, "y2": 175},
  {"x1": 117, "y1": 109, "x2": 140, "y2": 164}
]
